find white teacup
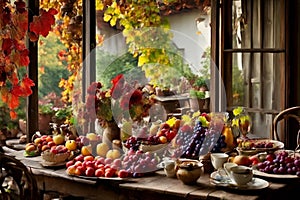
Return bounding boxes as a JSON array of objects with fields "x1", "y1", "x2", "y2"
[
  {"x1": 161, "y1": 160, "x2": 176, "y2": 178},
  {"x1": 210, "y1": 153, "x2": 229, "y2": 170},
  {"x1": 229, "y1": 165, "x2": 253, "y2": 185},
  {"x1": 223, "y1": 162, "x2": 238, "y2": 175}
]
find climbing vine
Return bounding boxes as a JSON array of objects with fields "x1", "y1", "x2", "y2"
[
  {"x1": 40, "y1": 0, "x2": 83, "y2": 103},
  {"x1": 96, "y1": 0, "x2": 194, "y2": 87},
  {"x1": 0, "y1": 0, "x2": 57, "y2": 118}
]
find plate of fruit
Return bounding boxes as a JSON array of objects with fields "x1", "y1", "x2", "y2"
[
  {"x1": 252, "y1": 150, "x2": 300, "y2": 179},
  {"x1": 236, "y1": 139, "x2": 284, "y2": 155}
]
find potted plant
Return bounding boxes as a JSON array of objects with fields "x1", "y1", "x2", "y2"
[
  {"x1": 38, "y1": 103, "x2": 55, "y2": 134},
  {"x1": 52, "y1": 105, "x2": 73, "y2": 125},
  {"x1": 189, "y1": 77, "x2": 210, "y2": 112}
]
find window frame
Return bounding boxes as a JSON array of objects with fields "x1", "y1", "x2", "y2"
[{"x1": 211, "y1": 0, "x2": 291, "y2": 145}]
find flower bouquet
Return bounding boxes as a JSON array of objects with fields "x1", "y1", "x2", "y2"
[{"x1": 84, "y1": 74, "x2": 155, "y2": 144}]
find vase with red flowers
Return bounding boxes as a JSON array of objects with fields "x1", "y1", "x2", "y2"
[{"x1": 85, "y1": 74, "x2": 155, "y2": 145}]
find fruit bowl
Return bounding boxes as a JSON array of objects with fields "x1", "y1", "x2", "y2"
[
  {"x1": 139, "y1": 143, "x2": 169, "y2": 153},
  {"x1": 236, "y1": 139, "x2": 284, "y2": 156},
  {"x1": 41, "y1": 149, "x2": 70, "y2": 163}
]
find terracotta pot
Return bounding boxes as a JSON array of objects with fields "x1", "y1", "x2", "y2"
[
  {"x1": 19, "y1": 119, "x2": 27, "y2": 134},
  {"x1": 38, "y1": 113, "x2": 52, "y2": 134}
]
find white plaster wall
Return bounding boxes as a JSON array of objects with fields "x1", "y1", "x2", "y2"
[{"x1": 168, "y1": 10, "x2": 211, "y2": 74}]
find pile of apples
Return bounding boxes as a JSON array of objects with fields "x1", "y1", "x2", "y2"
[
  {"x1": 66, "y1": 155, "x2": 129, "y2": 178},
  {"x1": 25, "y1": 133, "x2": 83, "y2": 157}
]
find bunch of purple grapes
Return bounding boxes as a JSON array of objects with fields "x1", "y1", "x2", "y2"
[
  {"x1": 171, "y1": 126, "x2": 195, "y2": 158},
  {"x1": 172, "y1": 121, "x2": 227, "y2": 159},
  {"x1": 257, "y1": 151, "x2": 300, "y2": 176},
  {"x1": 123, "y1": 136, "x2": 141, "y2": 151}
]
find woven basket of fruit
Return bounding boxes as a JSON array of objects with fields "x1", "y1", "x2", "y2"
[
  {"x1": 139, "y1": 143, "x2": 169, "y2": 153},
  {"x1": 41, "y1": 146, "x2": 70, "y2": 163},
  {"x1": 236, "y1": 139, "x2": 284, "y2": 156}
]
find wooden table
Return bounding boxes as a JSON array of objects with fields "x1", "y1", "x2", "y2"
[
  {"x1": 2, "y1": 146, "x2": 300, "y2": 200},
  {"x1": 154, "y1": 94, "x2": 191, "y2": 119}
]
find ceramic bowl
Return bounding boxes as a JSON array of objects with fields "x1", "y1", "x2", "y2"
[{"x1": 176, "y1": 159, "x2": 204, "y2": 185}]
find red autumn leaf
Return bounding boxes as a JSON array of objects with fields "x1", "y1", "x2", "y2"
[
  {"x1": 29, "y1": 16, "x2": 43, "y2": 35},
  {"x1": 2, "y1": 7, "x2": 11, "y2": 26},
  {"x1": 13, "y1": 39, "x2": 26, "y2": 51},
  {"x1": 14, "y1": 0, "x2": 26, "y2": 13},
  {"x1": 8, "y1": 91, "x2": 20, "y2": 110},
  {"x1": 20, "y1": 76, "x2": 35, "y2": 96},
  {"x1": 12, "y1": 11, "x2": 28, "y2": 39},
  {"x1": 2, "y1": 38, "x2": 13, "y2": 55},
  {"x1": 11, "y1": 72, "x2": 19, "y2": 85},
  {"x1": 28, "y1": 31, "x2": 39, "y2": 42},
  {"x1": 10, "y1": 110, "x2": 17, "y2": 120},
  {"x1": 29, "y1": 8, "x2": 58, "y2": 38},
  {"x1": 19, "y1": 49, "x2": 30, "y2": 66},
  {"x1": 48, "y1": 8, "x2": 58, "y2": 16},
  {"x1": 1, "y1": 89, "x2": 9, "y2": 103},
  {"x1": 12, "y1": 49, "x2": 30, "y2": 67}
]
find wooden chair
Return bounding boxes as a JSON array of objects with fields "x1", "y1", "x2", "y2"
[
  {"x1": 0, "y1": 153, "x2": 40, "y2": 200},
  {"x1": 271, "y1": 106, "x2": 300, "y2": 149}
]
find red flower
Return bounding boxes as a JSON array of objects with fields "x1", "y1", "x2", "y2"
[
  {"x1": 111, "y1": 74, "x2": 124, "y2": 99},
  {"x1": 120, "y1": 93, "x2": 130, "y2": 110},
  {"x1": 129, "y1": 89, "x2": 143, "y2": 107},
  {"x1": 87, "y1": 82, "x2": 98, "y2": 94}
]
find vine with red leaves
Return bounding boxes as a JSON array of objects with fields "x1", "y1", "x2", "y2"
[
  {"x1": 0, "y1": 0, "x2": 57, "y2": 119},
  {"x1": 40, "y1": 0, "x2": 83, "y2": 104}
]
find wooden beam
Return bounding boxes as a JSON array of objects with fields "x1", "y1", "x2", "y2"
[
  {"x1": 83, "y1": 0, "x2": 96, "y2": 132},
  {"x1": 210, "y1": 0, "x2": 221, "y2": 112},
  {"x1": 27, "y1": 0, "x2": 39, "y2": 142},
  {"x1": 221, "y1": 0, "x2": 233, "y2": 111}
]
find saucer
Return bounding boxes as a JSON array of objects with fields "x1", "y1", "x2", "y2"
[{"x1": 210, "y1": 171, "x2": 269, "y2": 190}]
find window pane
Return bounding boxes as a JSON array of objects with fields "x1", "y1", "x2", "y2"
[{"x1": 232, "y1": 0, "x2": 285, "y2": 49}]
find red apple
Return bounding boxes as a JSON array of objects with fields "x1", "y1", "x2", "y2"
[
  {"x1": 105, "y1": 168, "x2": 115, "y2": 177},
  {"x1": 66, "y1": 160, "x2": 75, "y2": 168},
  {"x1": 74, "y1": 167, "x2": 83, "y2": 176},
  {"x1": 50, "y1": 148, "x2": 58, "y2": 154},
  {"x1": 118, "y1": 169, "x2": 129, "y2": 178},
  {"x1": 85, "y1": 167, "x2": 95, "y2": 177},
  {"x1": 48, "y1": 141, "x2": 56, "y2": 147},
  {"x1": 84, "y1": 155, "x2": 94, "y2": 162},
  {"x1": 66, "y1": 165, "x2": 76, "y2": 175},
  {"x1": 160, "y1": 123, "x2": 170, "y2": 130},
  {"x1": 95, "y1": 168, "x2": 104, "y2": 177},
  {"x1": 77, "y1": 165, "x2": 86, "y2": 173},
  {"x1": 166, "y1": 129, "x2": 176, "y2": 141},
  {"x1": 74, "y1": 154, "x2": 84, "y2": 162},
  {"x1": 83, "y1": 160, "x2": 94, "y2": 168},
  {"x1": 249, "y1": 155, "x2": 260, "y2": 165},
  {"x1": 74, "y1": 161, "x2": 83, "y2": 167}
]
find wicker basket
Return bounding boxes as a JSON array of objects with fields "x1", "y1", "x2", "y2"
[{"x1": 41, "y1": 150, "x2": 70, "y2": 163}]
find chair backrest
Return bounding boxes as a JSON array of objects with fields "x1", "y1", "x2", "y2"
[
  {"x1": 271, "y1": 106, "x2": 300, "y2": 148},
  {"x1": 0, "y1": 153, "x2": 39, "y2": 200}
]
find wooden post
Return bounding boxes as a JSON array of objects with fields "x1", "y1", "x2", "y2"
[
  {"x1": 83, "y1": 0, "x2": 96, "y2": 133},
  {"x1": 27, "y1": 0, "x2": 39, "y2": 142}
]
